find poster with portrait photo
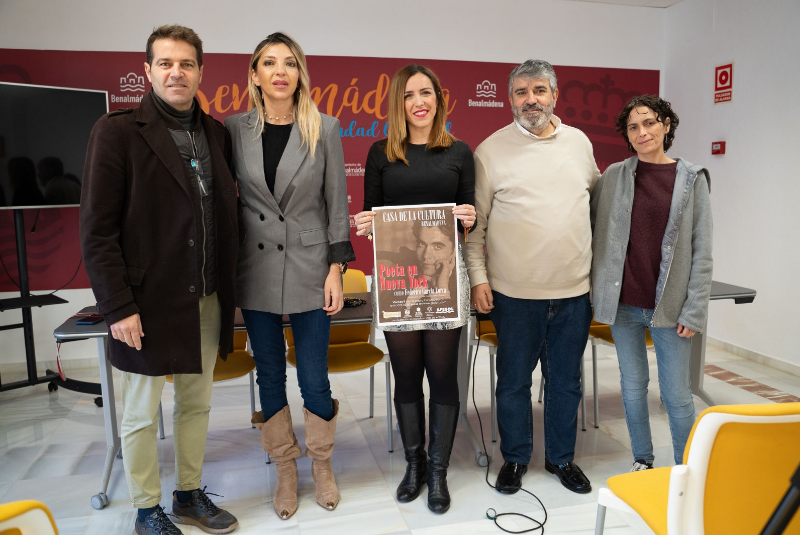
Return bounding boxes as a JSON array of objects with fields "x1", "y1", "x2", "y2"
[{"x1": 372, "y1": 203, "x2": 461, "y2": 327}]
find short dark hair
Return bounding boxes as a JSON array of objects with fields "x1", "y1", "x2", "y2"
[
  {"x1": 411, "y1": 220, "x2": 455, "y2": 247},
  {"x1": 615, "y1": 94, "x2": 679, "y2": 153},
  {"x1": 146, "y1": 24, "x2": 203, "y2": 67}
]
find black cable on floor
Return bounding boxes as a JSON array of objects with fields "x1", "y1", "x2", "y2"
[{"x1": 471, "y1": 318, "x2": 548, "y2": 533}]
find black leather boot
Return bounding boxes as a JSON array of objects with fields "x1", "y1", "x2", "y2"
[
  {"x1": 394, "y1": 399, "x2": 427, "y2": 502},
  {"x1": 426, "y1": 401, "x2": 459, "y2": 514}
]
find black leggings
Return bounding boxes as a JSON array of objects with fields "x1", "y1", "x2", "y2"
[{"x1": 384, "y1": 327, "x2": 462, "y2": 406}]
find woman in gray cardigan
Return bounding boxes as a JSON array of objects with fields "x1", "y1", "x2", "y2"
[
  {"x1": 590, "y1": 95, "x2": 712, "y2": 471},
  {"x1": 225, "y1": 33, "x2": 355, "y2": 520}
]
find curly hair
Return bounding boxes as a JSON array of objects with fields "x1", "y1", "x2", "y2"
[{"x1": 615, "y1": 95, "x2": 679, "y2": 153}]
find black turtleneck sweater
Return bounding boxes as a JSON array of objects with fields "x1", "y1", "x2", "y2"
[{"x1": 150, "y1": 91, "x2": 218, "y2": 297}]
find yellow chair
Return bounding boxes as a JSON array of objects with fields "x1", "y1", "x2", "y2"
[
  {"x1": 595, "y1": 402, "x2": 800, "y2": 534},
  {"x1": 284, "y1": 269, "x2": 393, "y2": 450},
  {"x1": 0, "y1": 500, "x2": 59, "y2": 535},
  {"x1": 157, "y1": 330, "x2": 257, "y2": 439}
]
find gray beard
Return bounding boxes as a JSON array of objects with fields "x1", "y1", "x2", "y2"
[{"x1": 513, "y1": 104, "x2": 553, "y2": 135}]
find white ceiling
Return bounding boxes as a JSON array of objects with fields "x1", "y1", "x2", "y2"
[{"x1": 561, "y1": 0, "x2": 684, "y2": 7}]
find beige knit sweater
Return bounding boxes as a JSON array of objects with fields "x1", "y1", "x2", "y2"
[{"x1": 464, "y1": 116, "x2": 600, "y2": 299}]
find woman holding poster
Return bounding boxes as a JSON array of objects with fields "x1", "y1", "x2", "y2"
[
  {"x1": 225, "y1": 33, "x2": 355, "y2": 520},
  {"x1": 353, "y1": 65, "x2": 475, "y2": 514}
]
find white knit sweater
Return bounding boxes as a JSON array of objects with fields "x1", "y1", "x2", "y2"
[{"x1": 464, "y1": 116, "x2": 600, "y2": 299}]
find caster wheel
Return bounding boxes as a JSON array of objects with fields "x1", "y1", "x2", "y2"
[
  {"x1": 476, "y1": 452, "x2": 489, "y2": 467},
  {"x1": 94, "y1": 397, "x2": 103, "y2": 408},
  {"x1": 48, "y1": 382, "x2": 58, "y2": 392},
  {"x1": 91, "y1": 492, "x2": 109, "y2": 510},
  {"x1": 116, "y1": 448, "x2": 123, "y2": 460}
]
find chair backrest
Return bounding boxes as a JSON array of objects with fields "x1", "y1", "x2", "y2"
[
  {"x1": 231, "y1": 330, "x2": 247, "y2": 351},
  {"x1": 477, "y1": 319, "x2": 495, "y2": 337},
  {"x1": 285, "y1": 269, "x2": 370, "y2": 348},
  {"x1": 669, "y1": 403, "x2": 800, "y2": 534},
  {"x1": 168, "y1": 329, "x2": 253, "y2": 384},
  {"x1": 0, "y1": 500, "x2": 58, "y2": 535}
]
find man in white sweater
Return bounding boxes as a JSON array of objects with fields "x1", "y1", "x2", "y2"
[{"x1": 465, "y1": 60, "x2": 600, "y2": 495}]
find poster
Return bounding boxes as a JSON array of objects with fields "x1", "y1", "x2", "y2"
[{"x1": 372, "y1": 203, "x2": 460, "y2": 327}]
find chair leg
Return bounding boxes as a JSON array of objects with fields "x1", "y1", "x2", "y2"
[
  {"x1": 265, "y1": 452, "x2": 271, "y2": 464},
  {"x1": 369, "y1": 366, "x2": 375, "y2": 418},
  {"x1": 592, "y1": 346, "x2": 599, "y2": 429},
  {"x1": 594, "y1": 503, "x2": 607, "y2": 535},
  {"x1": 249, "y1": 371, "x2": 256, "y2": 429},
  {"x1": 157, "y1": 401, "x2": 165, "y2": 440},
  {"x1": 538, "y1": 375, "x2": 545, "y2": 403},
  {"x1": 385, "y1": 361, "x2": 393, "y2": 452},
  {"x1": 490, "y1": 351, "x2": 497, "y2": 442},
  {"x1": 580, "y1": 358, "x2": 587, "y2": 432}
]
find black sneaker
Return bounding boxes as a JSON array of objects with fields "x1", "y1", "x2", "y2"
[
  {"x1": 630, "y1": 459, "x2": 654, "y2": 472},
  {"x1": 134, "y1": 505, "x2": 183, "y2": 535},
  {"x1": 171, "y1": 487, "x2": 239, "y2": 534}
]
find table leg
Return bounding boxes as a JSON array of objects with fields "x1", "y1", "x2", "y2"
[
  {"x1": 690, "y1": 318, "x2": 715, "y2": 407},
  {"x1": 459, "y1": 319, "x2": 489, "y2": 466},
  {"x1": 93, "y1": 337, "x2": 119, "y2": 510}
]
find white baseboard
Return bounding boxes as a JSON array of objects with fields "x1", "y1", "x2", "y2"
[
  {"x1": 707, "y1": 336, "x2": 800, "y2": 378},
  {"x1": 0, "y1": 356, "x2": 99, "y2": 376}
]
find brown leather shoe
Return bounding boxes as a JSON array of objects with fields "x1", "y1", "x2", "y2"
[
  {"x1": 253, "y1": 406, "x2": 301, "y2": 520},
  {"x1": 303, "y1": 399, "x2": 340, "y2": 511}
]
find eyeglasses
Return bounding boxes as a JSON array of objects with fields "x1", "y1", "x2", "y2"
[{"x1": 190, "y1": 158, "x2": 211, "y2": 197}]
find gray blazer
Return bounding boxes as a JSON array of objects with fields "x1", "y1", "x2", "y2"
[
  {"x1": 225, "y1": 109, "x2": 354, "y2": 314},
  {"x1": 590, "y1": 156, "x2": 713, "y2": 332}
]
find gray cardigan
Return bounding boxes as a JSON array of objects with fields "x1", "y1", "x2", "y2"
[{"x1": 590, "y1": 156, "x2": 713, "y2": 332}]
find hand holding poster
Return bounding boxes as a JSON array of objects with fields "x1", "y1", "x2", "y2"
[{"x1": 372, "y1": 203, "x2": 460, "y2": 327}]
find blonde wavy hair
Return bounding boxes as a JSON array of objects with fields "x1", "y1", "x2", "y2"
[
  {"x1": 247, "y1": 32, "x2": 321, "y2": 156},
  {"x1": 385, "y1": 64, "x2": 455, "y2": 164}
]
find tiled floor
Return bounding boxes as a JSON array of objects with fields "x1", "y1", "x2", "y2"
[{"x1": 1, "y1": 340, "x2": 798, "y2": 534}]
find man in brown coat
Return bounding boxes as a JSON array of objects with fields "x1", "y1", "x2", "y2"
[{"x1": 80, "y1": 25, "x2": 238, "y2": 535}]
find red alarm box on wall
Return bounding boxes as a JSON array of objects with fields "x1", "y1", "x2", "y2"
[{"x1": 712, "y1": 141, "x2": 726, "y2": 155}]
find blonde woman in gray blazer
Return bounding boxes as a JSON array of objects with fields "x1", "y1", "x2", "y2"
[{"x1": 225, "y1": 32, "x2": 355, "y2": 521}]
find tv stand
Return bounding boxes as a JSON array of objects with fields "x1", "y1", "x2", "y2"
[{"x1": 0, "y1": 208, "x2": 99, "y2": 401}]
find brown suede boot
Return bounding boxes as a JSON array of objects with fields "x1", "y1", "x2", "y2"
[
  {"x1": 252, "y1": 406, "x2": 301, "y2": 520},
  {"x1": 302, "y1": 399, "x2": 340, "y2": 511}
]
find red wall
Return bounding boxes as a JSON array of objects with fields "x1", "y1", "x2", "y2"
[{"x1": 0, "y1": 49, "x2": 658, "y2": 291}]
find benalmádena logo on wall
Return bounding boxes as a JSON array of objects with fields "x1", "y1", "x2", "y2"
[
  {"x1": 112, "y1": 72, "x2": 145, "y2": 104},
  {"x1": 469, "y1": 79, "x2": 503, "y2": 108}
]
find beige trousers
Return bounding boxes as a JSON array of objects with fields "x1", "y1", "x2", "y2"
[{"x1": 120, "y1": 293, "x2": 221, "y2": 508}]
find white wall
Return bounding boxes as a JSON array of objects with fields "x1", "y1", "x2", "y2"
[
  {"x1": 662, "y1": 0, "x2": 800, "y2": 370},
  {"x1": 0, "y1": 0, "x2": 665, "y2": 367},
  {"x1": 0, "y1": 0, "x2": 663, "y2": 68}
]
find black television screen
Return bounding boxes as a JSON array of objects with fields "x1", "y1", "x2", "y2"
[{"x1": 0, "y1": 82, "x2": 108, "y2": 209}]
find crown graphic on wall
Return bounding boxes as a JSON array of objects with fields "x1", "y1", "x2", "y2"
[
  {"x1": 475, "y1": 80, "x2": 496, "y2": 98},
  {"x1": 561, "y1": 74, "x2": 643, "y2": 169},
  {"x1": 120, "y1": 72, "x2": 146, "y2": 92},
  {"x1": 561, "y1": 74, "x2": 640, "y2": 130}
]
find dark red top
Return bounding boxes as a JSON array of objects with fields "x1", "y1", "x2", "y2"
[{"x1": 619, "y1": 160, "x2": 678, "y2": 310}]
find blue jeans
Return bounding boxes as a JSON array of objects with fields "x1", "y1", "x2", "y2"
[
  {"x1": 241, "y1": 308, "x2": 334, "y2": 421},
  {"x1": 610, "y1": 304, "x2": 696, "y2": 465},
  {"x1": 490, "y1": 291, "x2": 592, "y2": 465}
]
